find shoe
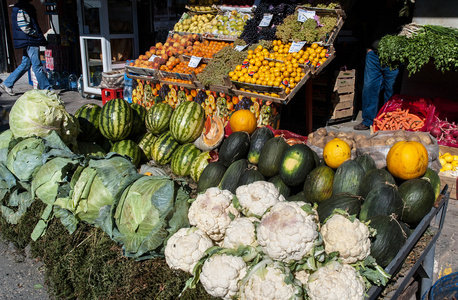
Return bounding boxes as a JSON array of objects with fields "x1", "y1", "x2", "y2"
[
  {"x1": 354, "y1": 123, "x2": 370, "y2": 130},
  {"x1": 0, "y1": 83, "x2": 15, "y2": 96}
]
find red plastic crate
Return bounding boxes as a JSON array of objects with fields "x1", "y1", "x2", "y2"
[{"x1": 102, "y1": 88, "x2": 123, "y2": 105}]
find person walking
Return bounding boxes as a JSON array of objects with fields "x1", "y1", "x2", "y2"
[
  {"x1": 0, "y1": 0, "x2": 51, "y2": 96},
  {"x1": 353, "y1": 0, "x2": 410, "y2": 130}
]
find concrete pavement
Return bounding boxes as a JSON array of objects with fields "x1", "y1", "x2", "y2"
[{"x1": 0, "y1": 72, "x2": 457, "y2": 299}]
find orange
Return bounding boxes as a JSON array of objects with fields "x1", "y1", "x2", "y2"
[{"x1": 230, "y1": 109, "x2": 257, "y2": 134}]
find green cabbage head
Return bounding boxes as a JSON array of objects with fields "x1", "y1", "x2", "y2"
[{"x1": 9, "y1": 89, "x2": 79, "y2": 150}]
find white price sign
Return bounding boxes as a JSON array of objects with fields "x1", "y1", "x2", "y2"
[
  {"x1": 289, "y1": 41, "x2": 306, "y2": 53},
  {"x1": 188, "y1": 56, "x2": 202, "y2": 68},
  {"x1": 259, "y1": 14, "x2": 273, "y2": 27},
  {"x1": 148, "y1": 54, "x2": 159, "y2": 62},
  {"x1": 297, "y1": 9, "x2": 316, "y2": 22},
  {"x1": 235, "y1": 45, "x2": 248, "y2": 52}
]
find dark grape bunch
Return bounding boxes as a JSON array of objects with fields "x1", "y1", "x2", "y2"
[
  {"x1": 159, "y1": 84, "x2": 170, "y2": 100},
  {"x1": 194, "y1": 90, "x2": 207, "y2": 105},
  {"x1": 239, "y1": 3, "x2": 297, "y2": 45},
  {"x1": 234, "y1": 97, "x2": 253, "y2": 111}
]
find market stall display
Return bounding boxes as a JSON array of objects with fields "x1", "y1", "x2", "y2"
[{"x1": 0, "y1": 86, "x2": 450, "y2": 299}]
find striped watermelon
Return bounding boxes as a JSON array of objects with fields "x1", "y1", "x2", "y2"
[
  {"x1": 190, "y1": 151, "x2": 211, "y2": 182},
  {"x1": 151, "y1": 131, "x2": 180, "y2": 165},
  {"x1": 99, "y1": 98, "x2": 133, "y2": 141},
  {"x1": 138, "y1": 132, "x2": 157, "y2": 161},
  {"x1": 74, "y1": 103, "x2": 102, "y2": 142},
  {"x1": 171, "y1": 143, "x2": 202, "y2": 176},
  {"x1": 146, "y1": 103, "x2": 173, "y2": 135},
  {"x1": 129, "y1": 103, "x2": 147, "y2": 138},
  {"x1": 110, "y1": 139, "x2": 142, "y2": 167},
  {"x1": 170, "y1": 101, "x2": 205, "y2": 144}
]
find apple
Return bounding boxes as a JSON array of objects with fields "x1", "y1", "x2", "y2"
[
  {"x1": 156, "y1": 42, "x2": 163, "y2": 48},
  {"x1": 161, "y1": 53, "x2": 169, "y2": 61},
  {"x1": 166, "y1": 49, "x2": 174, "y2": 57}
]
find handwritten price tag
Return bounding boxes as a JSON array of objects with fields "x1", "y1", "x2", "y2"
[
  {"x1": 188, "y1": 56, "x2": 202, "y2": 68},
  {"x1": 148, "y1": 54, "x2": 159, "y2": 62},
  {"x1": 297, "y1": 9, "x2": 316, "y2": 22},
  {"x1": 259, "y1": 14, "x2": 273, "y2": 27},
  {"x1": 289, "y1": 41, "x2": 306, "y2": 53},
  {"x1": 235, "y1": 45, "x2": 248, "y2": 52}
]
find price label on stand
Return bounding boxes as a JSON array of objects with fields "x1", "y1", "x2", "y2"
[
  {"x1": 259, "y1": 14, "x2": 273, "y2": 27},
  {"x1": 297, "y1": 9, "x2": 316, "y2": 22},
  {"x1": 148, "y1": 55, "x2": 159, "y2": 62},
  {"x1": 188, "y1": 56, "x2": 202, "y2": 68},
  {"x1": 289, "y1": 41, "x2": 306, "y2": 53},
  {"x1": 235, "y1": 45, "x2": 248, "y2": 52}
]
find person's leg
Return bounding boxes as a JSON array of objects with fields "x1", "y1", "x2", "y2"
[
  {"x1": 360, "y1": 51, "x2": 383, "y2": 127},
  {"x1": 2, "y1": 48, "x2": 32, "y2": 88},
  {"x1": 381, "y1": 66, "x2": 400, "y2": 104},
  {"x1": 28, "y1": 46, "x2": 51, "y2": 90}
]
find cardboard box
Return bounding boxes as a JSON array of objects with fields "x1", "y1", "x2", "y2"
[
  {"x1": 439, "y1": 145, "x2": 458, "y2": 199},
  {"x1": 331, "y1": 106, "x2": 353, "y2": 119}
]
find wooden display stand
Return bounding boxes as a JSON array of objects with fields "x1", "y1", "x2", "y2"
[{"x1": 438, "y1": 145, "x2": 458, "y2": 200}]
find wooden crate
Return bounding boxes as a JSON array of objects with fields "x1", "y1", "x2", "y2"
[
  {"x1": 439, "y1": 145, "x2": 458, "y2": 199},
  {"x1": 331, "y1": 106, "x2": 353, "y2": 119}
]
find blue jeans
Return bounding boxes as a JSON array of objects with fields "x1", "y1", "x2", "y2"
[
  {"x1": 361, "y1": 50, "x2": 399, "y2": 126},
  {"x1": 3, "y1": 46, "x2": 51, "y2": 90}
]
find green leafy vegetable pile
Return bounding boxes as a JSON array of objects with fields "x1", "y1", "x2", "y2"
[{"x1": 378, "y1": 23, "x2": 458, "y2": 76}]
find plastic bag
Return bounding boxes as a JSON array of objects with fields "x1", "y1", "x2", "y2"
[
  {"x1": 356, "y1": 130, "x2": 441, "y2": 172},
  {"x1": 374, "y1": 95, "x2": 436, "y2": 132}
]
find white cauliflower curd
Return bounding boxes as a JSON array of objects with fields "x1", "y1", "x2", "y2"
[
  {"x1": 222, "y1": 217, "x2": 259, "y2": 249},
  {"x1": 321, "y1": 213, "x2": 371, "y2": 264},
  {"x1": 239, "y1": 259, "x2": 303, "y2": 300},
  {"x1": 164, "y1": 227, "x2": 214, "y2": 274},
  {"x1": 235, "y1": 181, "x2": 285, "y2": 218},
  {"x1": 200, "y1": 253, "x2": 247, "y2": 300},
  {"x1": 188, "y1": 187, "x2": 240, "y2": 242},
  {"x1": 306, "y1": 261, "x2": 365, "y2": 300},
  {"x1": 256, "y1": 201, "x2": 320, "y2": 264}
]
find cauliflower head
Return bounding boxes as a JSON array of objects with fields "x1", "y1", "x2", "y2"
[
  {"x1": 200, "y1": 253, "x2": 247, "y2": 300},
  {"x1": 240, "y1": 259, "x2": 303, "y2": 300},
  {"x1": 306, "y1": 261, "x2": 365, "y2": 300},
  {"x1": 164, "y1": 227, "x2": 214, "y2": 274},
  {"x1": 222, "y1": 217, "x2": 259, "y2": 250},
  {"x1": 321, "y1": 214, "x2": 371, "y2": 264},
  {"x1": 257, "y1": 201, "x2": 319, "y2": 264},
  {"x1": 235, "y1": 181, "x2": 285, "y2": 218},
  {"x1": 188, "y1": 187, "x2": 240, "y2": 241}
]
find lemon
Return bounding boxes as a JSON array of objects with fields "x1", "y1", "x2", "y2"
[
  {"x1": 452, "y1": 160, "x2": 458, "y2": 169},
  {"x1": 439, "y1": 157, "x2": 447, "y2": 166},
  {"x1": 443, "y1": 163, "x2": 453, "y2": 171},
  {"x1": 453, "y1": 155, "x2": 458, "y2": 161},
  {"x1": 444, "y1": 154, "x2": 454, "y2": 163}
]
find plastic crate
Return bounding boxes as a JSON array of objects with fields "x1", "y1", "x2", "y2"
[{"x1": 102, "y1": 88, "x2": 123, "y2": 105}]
